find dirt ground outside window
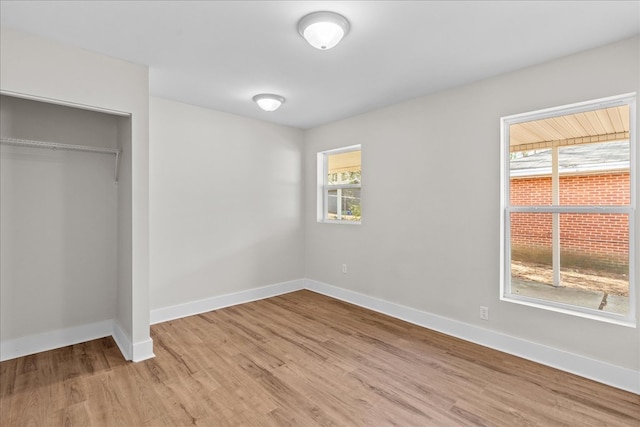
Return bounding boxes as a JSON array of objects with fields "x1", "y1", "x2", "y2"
[{"x1": 511, "y1": 261, "x2": 628, "y2": 297}]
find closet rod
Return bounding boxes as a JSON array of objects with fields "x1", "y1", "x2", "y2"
[
  {"x1": 0, "y1": 136, "x2": 121, "y2": 154},
  {"x1": 1, "y1": 136, "x2": 123, "y2": 182}
]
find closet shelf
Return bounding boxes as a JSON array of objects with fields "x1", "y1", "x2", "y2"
[{"x1": 1, "y1": 136, "x2": 122, "y2": 182}]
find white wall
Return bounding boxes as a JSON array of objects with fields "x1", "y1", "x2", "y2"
[
  {"x1": 149, "y1": 97, "x2": 304, "y2": 311},
  {"x1": 0, "y1": 27, "x2": 151, "y2": 361},
  {"x1": 304, "y1": 37, "x2": 640, "y2": 372},
  {"x1": 0, "y1": 96, "x2": 118, "y2": 341}
]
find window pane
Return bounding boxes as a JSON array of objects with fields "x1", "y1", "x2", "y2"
[
  {"x1": 559, "y1": 213, "x2": 629, "y2": 315},
  {"x1": 327, "y1": 188, "x2": 361, "y2": 221},
  {"x1": 328, "y1": 150, "x2": 361, "y2": 185},
  {"x1": 510, "y1": 148, "x2": 552, "y2": 175},
  {"x1": 558, "y1": 141, "x2": 630, "y2": 206},
  {"x1": 510, "y1": 148, "x2": 552, "y2": 206},
  {"x1": 327, "y1": 189, "x2": 338, "y2": 219},
  {"x1": 510, "y1": 175, "x2": 552, "y2": 206},
  {"x1": 511, "y1": 212, "x2": 553, "y2": 286},
  {"x1": 511, "y1": 212, "x2": 629, "y2": 315}
]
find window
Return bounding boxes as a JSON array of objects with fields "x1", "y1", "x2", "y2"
[
  {"x1": 318, "y1": 145, "x2": 361, "y2": 223},
  {"x1": 501, "y1": 94, "x2": 636, "y2": 325}
]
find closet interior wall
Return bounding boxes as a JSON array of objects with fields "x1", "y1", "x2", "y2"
[{"x1": 0, "y1": 95, "x2": 122, "y2": 348}]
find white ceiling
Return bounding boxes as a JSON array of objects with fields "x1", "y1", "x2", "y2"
[{"x1": 1, "y1": 1, "x2": 639, "y2": 129}]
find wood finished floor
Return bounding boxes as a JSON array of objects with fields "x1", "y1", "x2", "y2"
[{"x1": 1, "y1": 290, "x2": 639, "y2": 426}]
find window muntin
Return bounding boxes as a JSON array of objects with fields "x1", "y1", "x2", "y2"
[
  {"x1": 501, "y1": 94, "x2": 636, "y2": 325},
  {"x1": 319, "y1": 146, "x2": 361, "y2": 223}
]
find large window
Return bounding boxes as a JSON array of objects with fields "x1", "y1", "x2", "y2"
[
  {"x1": 501, "y1": 94, "x2": 636, "y2": 325},
  {"x1": 318, "y1": 145, "x2": 361, "y2": 223}
]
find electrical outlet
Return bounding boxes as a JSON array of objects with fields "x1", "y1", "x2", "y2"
[
  {"x1": 342, "y1": 264, "x2": 348, "y2": 274},
  {"x1": 480, "y1": 306, "x2": 489, "y2": 321}
]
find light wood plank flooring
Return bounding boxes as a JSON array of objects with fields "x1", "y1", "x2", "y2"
[{"x1": 1, "y1": 290, "x2": 639, "y2": 426}]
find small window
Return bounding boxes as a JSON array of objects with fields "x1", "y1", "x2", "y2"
[
  {"x1": 501, "y1": 94, "x2": 636, "y2": 325},
  {"x1": 318, "y1": 145, "x2": 361, "y2": 223}
]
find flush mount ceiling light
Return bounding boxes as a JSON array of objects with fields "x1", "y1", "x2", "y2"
[
  {"x1": 297, "y1": 11, "x2": 350, "y2": 50},
  {"x1": 253, "y1": 94, "x2": 285, "y2": 112}
]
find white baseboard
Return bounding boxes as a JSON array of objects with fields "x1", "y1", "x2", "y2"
[
  {"x1": 132, "y1": 338, "x2": 155, "y2": 362},
  {"x1": 150, "y1": 279, "x2": 305, "y2": 325},
  {"x1": 304, "y1": 279, "x2": 640, "y2": 395},
  {"x1": 0, "y1": 319, "x2": 113, "y2": 362},
  {"x1": 112, "y1": 321, "x2": 133, "y2": 361},
  {"x1": 0, "y1": 319, "x2": 154, "y2": 364},
  {"x1": 112, "y1": 321, "x2": 154, "y2": 362}
]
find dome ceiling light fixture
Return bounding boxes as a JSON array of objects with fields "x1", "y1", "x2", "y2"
[
  {"x1": 253, "y1": 94, "x2": 285, "y2": 112},
  {"x1": 297, "y1": 11, "x2": 350, "y2": 50}
]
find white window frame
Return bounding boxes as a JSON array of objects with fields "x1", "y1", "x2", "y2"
[
  {"x1": 317, "y1": 144, "x2": 361, "y2": 224},
  {"x1": 500, "y1": 93, "x2": 637, "y2": 326}
]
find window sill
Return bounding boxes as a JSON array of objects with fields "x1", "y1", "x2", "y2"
[
  {"x1": 501, "y1": 294, "x2": 636, "y2": 328},
  {"x1": 319, "y1": 219, "x2": 361, "y2": 225}
]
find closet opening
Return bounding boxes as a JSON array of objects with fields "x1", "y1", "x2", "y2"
[{"x1": 0, "y1": 94, "x2": 134, "y2": 361}]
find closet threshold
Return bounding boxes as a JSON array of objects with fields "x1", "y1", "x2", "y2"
[{"x1": 1, "y1": 136, "x2": 123, "y2": 182}]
